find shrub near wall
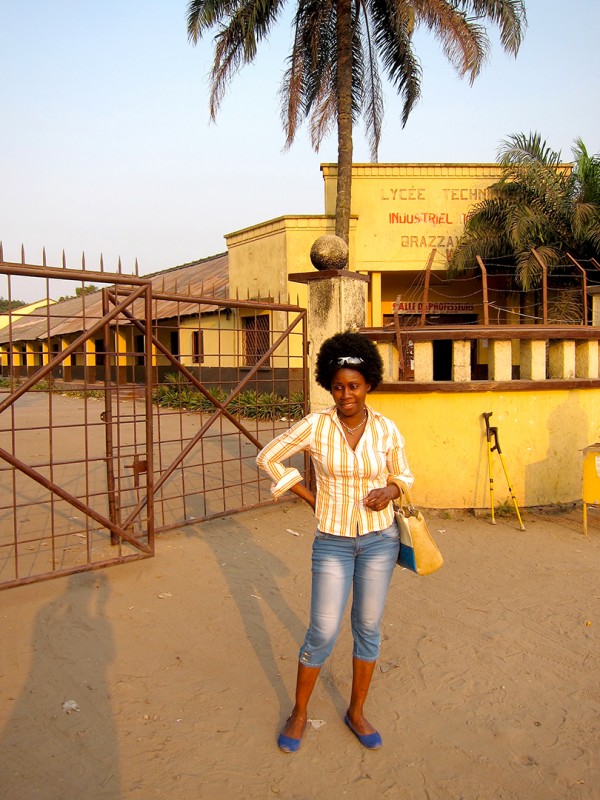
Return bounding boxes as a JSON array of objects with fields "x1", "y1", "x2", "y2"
[{"x1": 152, "y1": 373, "x2": 304, "y2": 421}]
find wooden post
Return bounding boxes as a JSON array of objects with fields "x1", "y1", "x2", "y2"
[
  {"x1": 393, "y1": 294, "x2": 405, "y2": 379},
  {"x1": 476, "y1": 256, "x2": 490, "y2": 326},
  {"x1": 566, "y1": 253, "x2": 588, "y2": 325},
  {"x1": 531, "y1": 249, "x2": 548, "y2": 324},
  {"x1": 419, "y1": 249, "x2": 436, "y2": 326}
]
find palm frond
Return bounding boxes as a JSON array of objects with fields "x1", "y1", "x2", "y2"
[
  {"x1": 571, "y1": 201, "x2": 600, "y2": 238},
  {"x1": 448, "y1": 198, "x2": 513, "y2": 274},
  {"x1": 280, "y1": 34, "x2": 306, "y2": 148},
  {"x1": 280, "y1": 0, "x2": 336, "y2": 147},
  {"x1": 369, "y1": 0, "x2": 421, "y2": 125},
  {"x1": 465, "y1": 197, "x2": 509, "y2": 226},
  {"x1": 469, "y1": 0, "x2": 527, "y2": 55},
  {"x1": 187, "y1": 0, "x2": 237, "y2": 40},
  {"x1": 497, "y1": 131, "x2": 562, "y2": 166},
  {"x1": 412, "y1": 0, "x2": 490, "y2": 82},
  {"x1": 448, "y1": 229, "x2": 510, "y2": 275},
  {"x1": 308, "y1": 64, "x2": 337, "y2": 149},
  {"x1": 506, "y1": 203, "x2": 551, "y2": 251},
  {"x1": 572, "y1": 137, "x2": 600, "y2": 205},
  {"x1": 195, "y1": 0, "x2": 286, "y2": 117},
  {"x1": 514, "y1": 250, "x2": 542, "y2": 290},
  {"x1": 355, "y1": 2, "x2": 384, "y2": 160}
]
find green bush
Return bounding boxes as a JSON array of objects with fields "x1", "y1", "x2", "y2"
[{"x1": 152, "y1": 377, "x2": 304, "y2": 420}]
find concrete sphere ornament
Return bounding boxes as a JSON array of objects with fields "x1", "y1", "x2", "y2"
[{"x1": 310, "y1": 235, "x2": 349, "y2": 271}]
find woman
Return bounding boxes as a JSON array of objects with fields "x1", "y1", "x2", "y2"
[{"x1": 257, "y1": 331, "x2": 413, "y2": 753}]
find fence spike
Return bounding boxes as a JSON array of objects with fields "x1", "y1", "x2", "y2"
[
  {"x1": 118, "y1": 256, "x2": 122, "y2": 274},
  {"x1": 21, "y1": 244, "x2": 25, "y2": 264},
  {"x1": 135, "y1": 258, "x2": 139, "y2": 277},
  {"x1": 62, "y1": 250, "x2": 67, "y2": 269},
  {"x1": 0, "y1": 241, "x2": 4, "y2": 262},
  {"x1": 82, "y1": 251, "x2": 86, "y2": 270},
  {"x1": 42, "y1": 246, "x2": 47, "y2": 267},
  {"x1": 100, "y1": 253, "x2": 104, "y2": 272}
]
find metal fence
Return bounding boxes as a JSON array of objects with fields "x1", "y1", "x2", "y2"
[{"x1": 0, "y1": 252, "x2": 308, "y2": 588}]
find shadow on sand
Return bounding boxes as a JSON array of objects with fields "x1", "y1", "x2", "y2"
[{"x1": 0, "y1": 572, "x2": 120, "y2": 799}]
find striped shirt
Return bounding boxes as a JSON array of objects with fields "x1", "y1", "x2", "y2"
[{"x1": 256, "y1": 405, "x2": 413, "y2": 537}]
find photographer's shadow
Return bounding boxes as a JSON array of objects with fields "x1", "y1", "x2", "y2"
[{"x1": 0, "y1": 572, "x2": 120, "y2": 799}]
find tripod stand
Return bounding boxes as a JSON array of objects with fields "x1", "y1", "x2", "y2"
[{"x1": 482, "y1": 412, "x2": 525, "y2": 531}]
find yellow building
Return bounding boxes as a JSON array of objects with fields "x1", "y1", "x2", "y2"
[
  {"x1": 3, "y1": 164, "x2": 598, "y2": 511},
  {"x1": 226, "y1": 163, "x2": 503, "y2": 328},
  {"x1": 225, "y1": 163, "x2": 600, "y2": 511}
]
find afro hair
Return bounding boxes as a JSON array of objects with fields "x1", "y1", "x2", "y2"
[{"x1": 315, "y1": 332, "x2": 383, "y2": 391}]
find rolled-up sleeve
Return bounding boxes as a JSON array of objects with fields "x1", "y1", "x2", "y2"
[
  {"x1": 385, "y1": 422, "x2": 414, "y2": 489},
  {"x1": 256, "y1": 416, "x2": 312, "y2": 500}
]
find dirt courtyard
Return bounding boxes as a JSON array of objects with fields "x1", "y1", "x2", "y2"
[{"x1": 1, "y1": 499, "x2": 599, "y2": 800}]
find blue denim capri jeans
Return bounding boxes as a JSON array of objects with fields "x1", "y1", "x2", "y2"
[{"x1": 298, "y1": 521, "x2": 399, "y2": 667}]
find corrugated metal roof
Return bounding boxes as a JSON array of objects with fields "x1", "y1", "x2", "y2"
[
  {"x1": 0, "y1": 253, "x2": 229, "y2": 344},
  {"x1": 128, "y1": 253, "x2": 229, "y2": 322}
]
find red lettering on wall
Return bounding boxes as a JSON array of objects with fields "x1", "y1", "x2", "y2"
[
  {"x1": 388, "y1": 212, "x2": 453, "y2": 224},
  {"x1": 381, "y1": 188, "x2": 427, "y2": 201}
]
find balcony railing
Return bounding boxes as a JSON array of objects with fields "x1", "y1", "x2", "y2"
[{"x1": 364, "y1": 325, "x2": 600, "y2": 392}]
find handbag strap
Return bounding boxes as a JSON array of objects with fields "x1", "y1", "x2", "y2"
[{"x1": 388, "y1": 478, "x2": 417, "y2": 516}]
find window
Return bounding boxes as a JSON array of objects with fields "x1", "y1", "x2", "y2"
[
  {"x1": 94, "y1": 338, "x2": 105, "y2": 368},
  {"x1": 169, "y1": 330, "x2": 179, "y2": 361},
  {"x1": 135, "y1": 334, "x2": 145, "y2": 367},
  {"x1": 192, "y1": 329, "x2": 204, "y2": 364},
  {"x1": 243, "y1": 315, "x2": 269, "y2": 367}
]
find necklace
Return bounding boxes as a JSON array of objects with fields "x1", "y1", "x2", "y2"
[{"x1": 338, "y1": 410, "x2": 367, "y2": 434}]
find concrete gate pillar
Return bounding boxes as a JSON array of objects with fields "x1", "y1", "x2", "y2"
[{"x1": 289, "y1": 236, "x2": 369, "y2": 412}]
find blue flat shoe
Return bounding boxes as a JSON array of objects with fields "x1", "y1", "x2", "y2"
[
  {"x1": 344, "y1": 711, "x2": 382, "y2": 750},
  {"x1": 277, "y1": 732, "x2": 302, "y2": 753},
  {"x1": 277, "y1": 720, "x2": 306, "y2": 753}
]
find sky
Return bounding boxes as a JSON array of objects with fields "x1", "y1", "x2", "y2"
[{"x1": 1, "y1": 0, "x2": 599, "y2": 302}]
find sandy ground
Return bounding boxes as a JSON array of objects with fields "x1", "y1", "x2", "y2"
[{"x1": 1, "y1": 499, "x2": 599, "y2": 800}]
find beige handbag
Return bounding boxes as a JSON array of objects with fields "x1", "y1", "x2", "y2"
[{"x1": 391, "y1": 481, "x2": 444, "y2": 575}]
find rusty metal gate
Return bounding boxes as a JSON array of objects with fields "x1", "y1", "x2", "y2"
[{"x1": 0, "y1": 251, "x2": 308, "y2": 589}]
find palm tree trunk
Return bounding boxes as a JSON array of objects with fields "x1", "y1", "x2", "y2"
[{"x1": 335, "y1": 0, "x2": 353, "y2": 244}]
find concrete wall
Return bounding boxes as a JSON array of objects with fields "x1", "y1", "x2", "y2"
[
  {"x1": 368, "y1": 388, "x2": 600, "y2": 509},
  {"x1": 226, "y1": 216, "x2": 339, "y2": 305},
  {"x1": 179, "y1": 315, "x2": 236, "y2": 368}
]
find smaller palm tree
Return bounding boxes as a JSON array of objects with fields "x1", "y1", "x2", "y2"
[{"x1": 449, "y1": 133, "x2": 600, "y2": 289}]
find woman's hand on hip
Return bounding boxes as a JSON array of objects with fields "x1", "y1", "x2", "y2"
[{"x1": 363, "y1": 485, "x2": 397, "y2": 512}]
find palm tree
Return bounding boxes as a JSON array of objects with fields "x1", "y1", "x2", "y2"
[
  {"x1": 187, "y1": 0, "x2": 526, "y2": 244},
  {"x1": 448, "y1": 133, "x2": 600, "y2": 289}
]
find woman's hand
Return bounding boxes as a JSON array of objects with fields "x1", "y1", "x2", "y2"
[{"x1": 363, "y1": 484, "x2": 398, "y2": 512}]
